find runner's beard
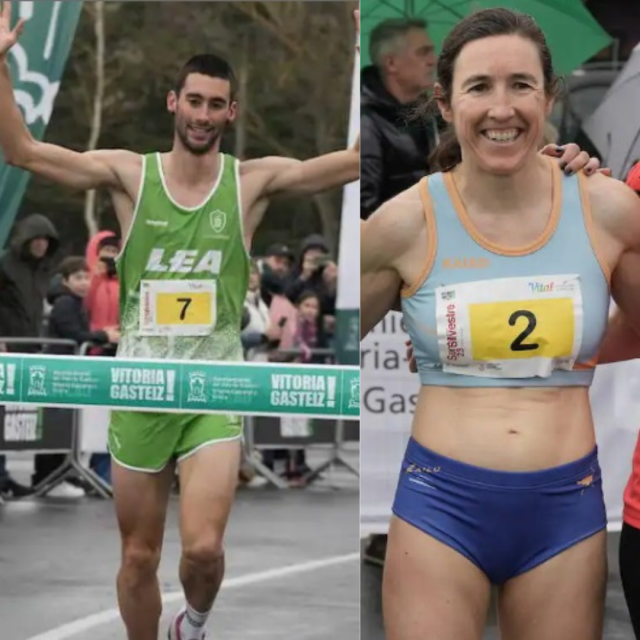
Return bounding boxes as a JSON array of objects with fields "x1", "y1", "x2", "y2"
[{"x1": 175, "y1": 120, "x2": 222, "y2": 156}]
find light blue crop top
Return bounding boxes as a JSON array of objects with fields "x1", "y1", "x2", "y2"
[{"x1": 401, "y1": 162, "x2": 610, "y2": 387}]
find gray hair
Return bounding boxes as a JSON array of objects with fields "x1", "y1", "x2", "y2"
[{"x1": 369, "y1": 18, "x2": 428, "y2": 69}]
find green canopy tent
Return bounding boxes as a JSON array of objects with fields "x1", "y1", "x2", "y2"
[{"x1": 360, "y1": 0, "x2": 611, "y2": 76}]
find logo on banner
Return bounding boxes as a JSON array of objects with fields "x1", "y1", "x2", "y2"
[
  {"x1": 8, "y1": 2, "x2": 69, "y2": 126},
  {"x1": 11, "y1": 43, "x2": 60, "y2": 126},
  {"x1": 27, "y1": 366, "x2": 47, "y2": 397},
  {"x1": 187, "y1": 372, "x2": 207, "y2": 403},
  {"x1": 348, "y1": 377, "x2": 360, "y2": 410}
]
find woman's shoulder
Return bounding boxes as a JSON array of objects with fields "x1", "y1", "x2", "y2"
[
  {"x1": 364, "y1": 183, "x2": 426, "y2": 237},
  {"x1": 361, "y1": 182, "x2": 431, "y2": 274}
]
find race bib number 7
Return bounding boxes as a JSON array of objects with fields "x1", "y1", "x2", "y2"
[
  {"x1": 435, "y1": 275, "x2": 583, "y2": 378},
  {"x1": 139, "y1": 279, "x2": 216, "y2": 337}
]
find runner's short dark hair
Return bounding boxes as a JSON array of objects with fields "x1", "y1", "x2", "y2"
[{"x1": 175, "y1": 54, "x2": 237, "y2": 99}]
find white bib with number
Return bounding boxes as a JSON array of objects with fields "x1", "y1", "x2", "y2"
[
  {"x1": 434, "y1": 274, "x2": 583, "y2": 378},
  {"x1": 139, "y1": 279, "x2": 217, "y2": 337}
]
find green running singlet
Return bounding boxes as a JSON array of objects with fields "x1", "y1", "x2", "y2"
[{"x1": 109, "y1": 152, "x2": 250, "y2": 471}]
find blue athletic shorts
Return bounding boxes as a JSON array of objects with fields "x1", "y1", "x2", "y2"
[{"x1": 392, "y1": 437, "x2": 607, "y2": 585}]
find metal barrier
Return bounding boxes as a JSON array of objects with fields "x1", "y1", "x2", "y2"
[
  {"x1": 0, "y1": 338, "x2": 111, "y2": 499},
  {"x1": 245, "y1": 416, "x2": 359, "y2": 488},
  {"x1": 76, "y1": 341, "x2": 114, "y2": 498},
  {"x1": 243, "y1": 347, "x2": 360, "y2": 488}
]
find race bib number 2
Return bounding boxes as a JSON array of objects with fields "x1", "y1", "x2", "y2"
[
  {"x1": 139, "y1": 279, "x2": 216, "y2": 337},
  {"x1": 435, "y1": 275, "x2": 583, "y2": 378}
]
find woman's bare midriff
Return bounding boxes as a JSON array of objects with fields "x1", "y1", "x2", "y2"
[{"x1": 412, "y1": 385, "x2": 595, "y2": 471}]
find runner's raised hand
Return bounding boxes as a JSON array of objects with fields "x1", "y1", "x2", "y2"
[{"x1": 0, "y1": 2, "x2": 25, "y2": 58}]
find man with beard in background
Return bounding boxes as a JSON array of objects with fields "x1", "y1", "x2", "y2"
[
  {"x1": 259, "y1": 242, "x2": 294, "y2": 306},
  {"x1": 0, "y1": 5, "x2": 359, "y2": 640}
]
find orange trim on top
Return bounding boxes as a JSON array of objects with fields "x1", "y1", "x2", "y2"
[
  {"x1": 401, "y1": 177, "x2": 437, "y2": 297},
  {"x1": 573, "y1": 355, "x2": 598, "y2": 371},
  {"x1": 576, "y1": 171, "x2": 612, "y2": 285},
  {"x1": 443, "y1": 159, "x2": 562, "y2": 256}
]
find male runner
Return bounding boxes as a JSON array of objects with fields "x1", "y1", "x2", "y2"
[{"x1": 0, "y1": 4, "x2": 359, "y2": 640}]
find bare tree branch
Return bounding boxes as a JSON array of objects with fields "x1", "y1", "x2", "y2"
[{"x1": 84, "y1": 0, "x2": 105, "y2": 238}]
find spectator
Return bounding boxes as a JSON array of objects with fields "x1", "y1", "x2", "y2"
[
  {"x1": 361, "y1": 18, "x2": 438, "y2": 219},
  {"x1": 285, "y1": 234, "x2": 329, "y2": 299},
  {"x1": 294, "y1": 290, "x2": 325, "y2": 479},
  {"x1": 85, "y1": 231, "x2": 120, "y2": 340},
  {"x1": 241, "y1": 260, "x2": 282, "y2": 361},
  {"x1": 0, "y1": 213, "x2": 59, "y2": 344},
  {"x1": 319, "y1": 259, "x2": 338, "y2": 343},
  {"x1": 0, "y1": 213, "x2": 59, "y2": 499},
  {"x1": 259, "y1": 243, "x2": 294, "y2": 306},
  {"x1": 361, "y1": 18, "x2": 438, "y2": 568},
  {"x1": 46, "y1": 256, "x2": 119, "y2": 352},
  {"x1": 32, "y1": 256, "x2": 119, "y2": 497},
  {"x1": 84, "y1": 231, "x2": 121, "y2": 484},
  {"x1": 237, "y1": 261, "x2": 282, "y2": 489},
  {"x1": 268, "y1": 292, "x2": 298, "y2": 357},
  {"x1": 293, "y1": 290, "x2": 321, "y2": 362},
  {"x1": 285, "y1": 234, "x2": 336, "y2": 353},
  {"x1": 269, "y1": 291, "x2": 325, "y2": 487}
]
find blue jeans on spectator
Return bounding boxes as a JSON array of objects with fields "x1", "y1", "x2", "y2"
[{"x1": 90, "y1": 453, "x2": 111, "y2": 485}]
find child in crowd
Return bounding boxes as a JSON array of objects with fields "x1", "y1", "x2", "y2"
[
  {"x1": 279, "y1": 290, "x2": 323, "y2": 486},
  {"x1": 47, "y1": 256, "x2": 120, "y2": 352},
  {"x1": 293, "y1": 290, "x2": 321, "y2": 362},
  {"x1": 34, "y1": 257, "x2": 119, "y2": 497}
]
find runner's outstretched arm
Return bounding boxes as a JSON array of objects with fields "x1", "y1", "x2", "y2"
[
  {"x1": 596, "y1": 176, "x2": 640, "y2": 363},
  {"x1": 597, "y1": 309, "x2": 640, "y2": 364},
  {"x1": 237, "y1": 9, "x2": 359, "y2": 200},
  {"x1": 243, "y1": 142, "x2": 360, "y2": 200}
]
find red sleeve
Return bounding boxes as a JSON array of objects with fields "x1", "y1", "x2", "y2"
[{"x1": 85, "y1": 274, "x2": 101, "y2": 316}]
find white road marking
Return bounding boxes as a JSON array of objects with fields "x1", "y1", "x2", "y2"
[{"x1": 24, "y1": 552, "x2": 359, "y2": 640}]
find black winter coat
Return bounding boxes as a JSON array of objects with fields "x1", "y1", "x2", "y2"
[{"x1": 360, "y1": 66, "x2": 440, "y2": 219}]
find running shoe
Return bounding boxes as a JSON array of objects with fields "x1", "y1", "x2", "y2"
[{"x1": 167, "y1": 609, "x2": 206, "y2": 640}]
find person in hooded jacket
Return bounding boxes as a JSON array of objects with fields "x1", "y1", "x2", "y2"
[
  {"x1": 361, "y1": 18, "x2": 439, "y2": 220},
  {"x1": 84, "y1": 232, "x2": 121, "y2": 484},
  {"x1": 85, "y1": 230, "x2": 120, "y2": 352},
  {"x1": 0, "y1": 213, "x2": 59, "y2": 344},
  {"x1": 0, "y1": 213, "x2": 58, "y2": 498},
  {"x1": 32, "y1": 256, "x2": 119, "y2": 497}
]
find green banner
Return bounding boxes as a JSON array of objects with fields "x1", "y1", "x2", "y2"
[
  {"x1": 0, "y1": 1, "x2": 84, "y2": 247},
  {"x1": 0, "y1": 354, "x2": 360, "y2": 419}
]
